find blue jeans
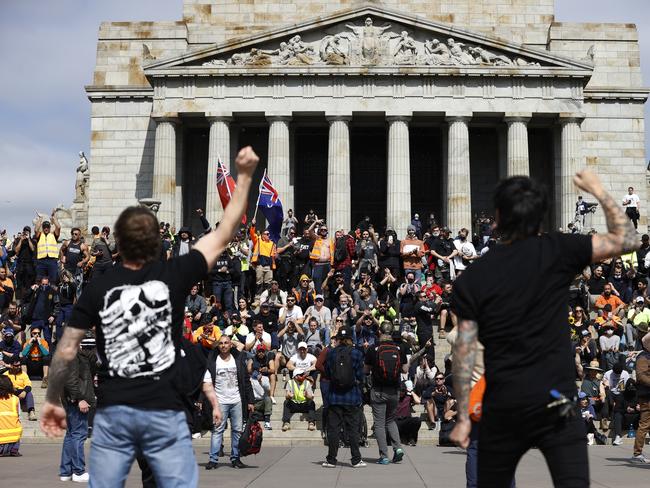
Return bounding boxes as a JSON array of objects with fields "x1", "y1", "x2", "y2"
[
  {"x1": 311, "y1": 264, "x2": 330, "y2": 294},
  {"x1": 56, "y1": 304, "x2": 74, "y2": 342},
  {"x1": 36, "y1": 257, "x2": 58, "y2": 282},
  {"x1": 209, "y1": 402, "x2": 242, "y2": 463},
  {"x1": 60, "y1": 403, "x2": 88, "y2": 476},
  {"x1": 89, "y1": 405, "x2": 198, "y2": 488},
  {"x1": 212, "y1": 281, "x2": 234, "y2": 313}
]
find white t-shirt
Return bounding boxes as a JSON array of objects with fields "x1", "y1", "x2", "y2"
[
  {"x1": 245, "y1": 331, "x2": 272, "y2": 349},
  {"x1": 623, "y1": 193, "x2": 640, "y2": 208},
  {"x1": 282, "y1": 306, "x2": 304, "y2": 324},
  {"x1": 203, "y1": 355, "x2": 240, "y2": 405},
  {"x1": 289, "y1": 352, "x2": 317, "y2": 371},
  {"x1": 603, "y1": 369, "x2": 630, "y2": 395},
  {"x1": 452, "y1": 239, "x2": 476, "y2": 271}
]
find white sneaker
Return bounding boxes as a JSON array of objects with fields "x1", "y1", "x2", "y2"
[
  {"x1": 613, "y1": 435, "x2": 623, "y2": 446},
  {"x1": 192, "y1": 432, "x2": 202, "y2": 439},
  {"x1": 72, "y1": 473, "x2": 89, "y2": 483},
  {"x1": 271, "y1": 397, "x2": 277, "y2": 405},
  {"x1": 322, "y1": 461, "x2": 336, "y2": 468},
  {"x1": 60, "y1": 476, "x2": 72, "y2": 481},
  {"x1": 351, "y1": 460, "x2": 367, "y2": 468},
  {"x1": 587, "y1": 433, "x2": 594, "y2": 446},
  {"x1": 631, "y1": 454, "x2": 649, "y2": 464}
]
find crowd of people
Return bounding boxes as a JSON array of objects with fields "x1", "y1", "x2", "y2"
[{"x1": 0, "y1": 171, "x2": 648, "y2": 479}]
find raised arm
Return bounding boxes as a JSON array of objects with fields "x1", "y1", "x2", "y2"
[
  {"x1": 40, "y1": 326, "x2": 86, "y2": 437},
  {"x1": 194, "y1": 147, "x2": 258, "y2": 269},
  {"x1": 449, "y1": 318, "x2": 478, "y2": 449},
  {"x1": 573, "y1": 169, "x2": 639, "y2": 262}
]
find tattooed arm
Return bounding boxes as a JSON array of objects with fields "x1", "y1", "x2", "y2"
[
  {"x1": 573, "y1": 170, "x2": 639, "y2": 262},
  {"x1": 40, "y1": 326, "x2": 86, "y2": 437},
  {"x1": 449, "y1": 318, "x2": 478, "y2": 449}
]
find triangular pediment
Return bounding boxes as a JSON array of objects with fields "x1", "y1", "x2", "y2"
[{"x1": 145, "y1": 5, "x2": 592, "y2": 75}]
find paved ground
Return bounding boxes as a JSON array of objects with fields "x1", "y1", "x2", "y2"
[{"x1": 2, "y1": 444, "x2": 649, "y2": 487}]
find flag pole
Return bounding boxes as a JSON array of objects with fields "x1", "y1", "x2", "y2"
[{"x1": 252, "y1": 169, "x2": 265, "y2": 223}]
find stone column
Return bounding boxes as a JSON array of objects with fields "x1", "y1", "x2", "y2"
[
  {"x1": 152, "y1": 116, "x2": 177, "y2": 226},
  {"x1": 387, "y1": 116, "x2": 412, "y2": 238},
  {"x1": 446, "y1": 115, "x2": 472, "y2": 233},
  {"x1": 559, "y1": 115, "x2": 584, "y2": 228},
  {"x1": 326, "y1": 115, "x2": 352, "y2": 232},
  {"x1": 505, "y1": 113, "x2": 531, "y2": 176},
  {"x1": 206, "y1": 114, "x2": 232, "y2": 225},
  {"x1": 266, "y1": 115, "x2": 291, "y2": 213}
]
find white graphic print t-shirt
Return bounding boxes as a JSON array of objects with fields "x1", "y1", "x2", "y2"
[
  {"x1": 203, "y1": 355, "x2": 240, "y2": 405},
  {"x1": 70, "y1": 250, "x2": 208, "y2": 409}
]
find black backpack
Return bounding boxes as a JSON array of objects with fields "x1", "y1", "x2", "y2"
[
  {"x1": 334, "y1": 237, "x2": 347, "y2": 262},
  {"x1": 373, "y1": 343, "x2": 401, "y2": 385},
  {"x1": 238, "y1": 414, "x2": 263, "y2": 457},
  {"x1": 331, "y1": 346, "x2": 355, "y2": 389}
]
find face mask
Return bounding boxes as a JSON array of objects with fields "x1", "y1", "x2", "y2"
[
  {"x1": 433, "y1": 231, "x2": 440, "y2": 237},
  {"x1": 407, "y1": 277, "x2": 414, "y2": 283},
  {"x1": 605, "y1": 329, "x2": 614, "y2": 336}
]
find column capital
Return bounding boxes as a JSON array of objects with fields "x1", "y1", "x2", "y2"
[
  {"x1": 558, "y1": 112, "x2": 585, "y2": 125},
  {"x1": 326, "y1": 114, "x2": 352, "y2": 122},
  {"x1": 152, "y1": 113, "x2": 179, "y2": 124},
  {"x1": 445, "y1": 113, "x2": 472, "y2": 123},
  {"x1": 205, "y1": 112, "x2": 232, "y2": 123},
  {"x1": 386, "y1": 114, "x2": 411, "y2": 123},
  {"x1": 504, "y1": 112, "x2": 532, "y2": 124},
  {"x1": 266, "y1": 113, "x2": 292, "y2": 122}
]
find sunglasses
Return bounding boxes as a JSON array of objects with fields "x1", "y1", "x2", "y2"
[
  {"x1": 336, "y1": 319, "x2": 344, "y2": 323},
  {"x1": 31, "y1": 333, "x2": 40, "y2": 336},
  {"x1": 435, "y1": 377, "x2": 445, "y2": 381}
]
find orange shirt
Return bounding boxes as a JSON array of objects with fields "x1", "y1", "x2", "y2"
[
  {"x1": 192, "y1": 326, "x2": 222, "y2": 349},
  {"x1": 595, "y1": 294, "x2": 623, "y2": 310}
]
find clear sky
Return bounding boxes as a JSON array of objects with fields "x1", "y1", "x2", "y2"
[{"x1": 0, "y1": 0, "x2": 648, "y2": 236}]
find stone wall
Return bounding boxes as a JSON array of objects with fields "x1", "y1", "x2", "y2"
[
  {"x1": 582, "y1": 100, "x2": 647, "y2": 229},
  {"x1": 87, "y1": 100, "x2": 156, "y2": 227},
  {"x1": 548, "y1": 23, "x2": 643, "y2": 89},
  {"x1": 182, "y1": 0, "x2": 554, "y2": 46},
  {"x1": 93, "y1": 22, "x2": 187, "y2": 87}
]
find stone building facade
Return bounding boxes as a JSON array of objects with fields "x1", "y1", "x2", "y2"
[{"x1": 86, "y1": 0, "x2": 648, "y2": 237}]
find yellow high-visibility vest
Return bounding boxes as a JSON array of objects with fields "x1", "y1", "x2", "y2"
[
  {"x1": 0, "y1": 395, "x2": 22, "y2": 444},
  {"x1": 37, "y1": 232, "x2": 58, "y2": 259}
]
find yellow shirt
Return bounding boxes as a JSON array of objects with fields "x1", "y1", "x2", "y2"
[
  {"x1": 192, "y1": 326, "x2": 222, "y2": 349},
  {"x1": 0, "y1": 395, "x2": 21, "y2": 444},
  {"x1": 3, "y1": 371, "x2": 31, "y2": 391}
]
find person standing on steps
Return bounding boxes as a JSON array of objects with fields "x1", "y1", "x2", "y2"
[{"x1": 38, "y1": 147, "x2": 259, "y2": 488}]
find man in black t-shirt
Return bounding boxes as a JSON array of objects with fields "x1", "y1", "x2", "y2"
[
  {"x1": 364, "y1": 321, "x2": 408, "y2": 465},
  {"x1": 449, "y1": 171, "x2": 639, "y2": 487},
  {"x1": 39, "y1": 147, "x2": 259, "y2": 487}
]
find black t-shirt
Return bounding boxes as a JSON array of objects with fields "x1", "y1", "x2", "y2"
[
  {"x1": 587, "y1": 275, "x2": 606, "y2": 296},
  {"x1": 69, "y1": 250, "x2": 208, "y2": 410},
  {"x1": 451, "y1": 232, "x2": 592, "y2": 409},
  {"x1": 433, "y1": 237, "x2": 455, "y2": 258},
  {"x1": 254, "y1": 311, "x2": 278, "y2": 334},
  {"x1": 364, "y1": 341, "x2": 408, "y2": 387}
]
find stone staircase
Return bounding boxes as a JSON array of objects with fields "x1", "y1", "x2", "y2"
[{"x1": 20, "y1": 337, "x2": 454, "y2": 446}]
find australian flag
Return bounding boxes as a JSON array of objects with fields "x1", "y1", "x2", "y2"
[{"x1": 257, "y1": 170, "x2": 283, "y2": 242}]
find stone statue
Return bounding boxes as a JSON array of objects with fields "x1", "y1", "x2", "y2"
[
  {"x1": 447, "y1": 38, "x2": 477, "y2": 65},
  {"x1": 346, "y1": 17, "x2": 392, "y2": 62},
  {"x1": 320, "y1": 34, "x2": 349, "y2": 65},
  {"x1": 206, "y1": 16, "x2": 548, "y2": 69},
  {"x1": 393, "y1": 30, "x2": 418, "y2": 64},
  {"x1": 469, "y1": 46, "x2": 513, "y2": 66},
  {"x1": 75, "y1": 151, "x2": 89, "y2": 202},
  {"x1": 423, "y1": 39, "x2": 451, "y2": 65}
]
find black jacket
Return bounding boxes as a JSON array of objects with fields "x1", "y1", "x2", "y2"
[
  {"x1": 206, "y1": 348, "x2": 254, "y2": 419},
  {"x1": 23, "y1": 285, "x2": 60, "y2": 323},
  {"x1": 63, "y1": 349, "x2": 97, "y2": 407}
]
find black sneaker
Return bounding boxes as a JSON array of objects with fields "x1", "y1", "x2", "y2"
[
  {"x1": 218, "y1": 447, "x2": 225, "y2": 457},
  {"x1": 231, "y1": 459, "x2": 247, "y2": 469},
  {"x1": 205, "y1": 461, "x2": 218, "y2": 470}
]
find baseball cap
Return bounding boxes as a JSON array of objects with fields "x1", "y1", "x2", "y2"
[
  {"x1": 298, "y1": 341, "x2": 308, "y2": 350},
  {"x1": 260, "y1": 302, "x2": 270, "y2": 308},
  {"x1": 578, "y1": 391, "x2": 587, "y2": 400},
  {"x1": 230, "y1": 313, "x2": 241, "y2": 320},
  {"x1": 580, "y1": 330, "x2": 590, "y2": 337},
  {"x1": 635, "y1": 296, "x2": 645, "y2": 304},
  {"x1": 2, "y1": 327, "x2": 14, "y2": 337},
  {"x1": 334, "y1": 326, "x2": 351, "y2": 339},
  {"x1": 315, "y1": 294, "x2": 324, "y2": 301},
  {"x1": 256, "y1": 344, "x2": 267, "y2": 352},
  {"x1": 293, "y1": 368, "x2": 306, "y2": 377}
]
